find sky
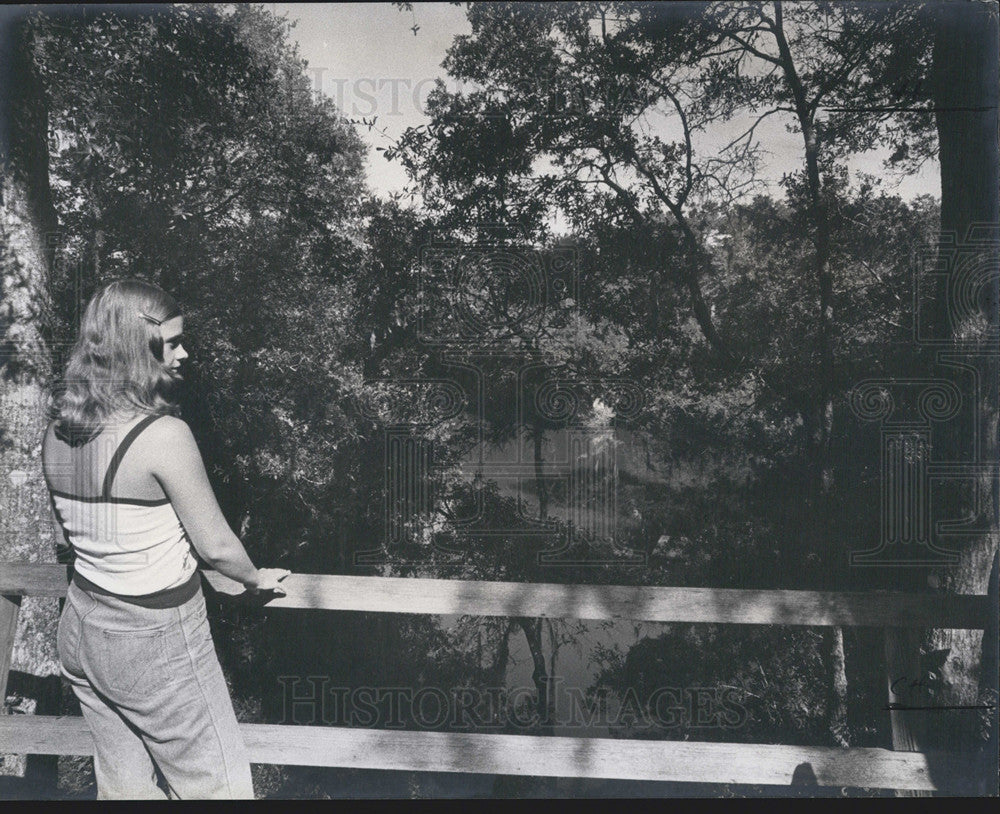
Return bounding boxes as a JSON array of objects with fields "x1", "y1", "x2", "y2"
[
  {"x1": 273, "y1": 2, "x2": 940, "y2": 204},
  {"x1": 274, "y1": 2, "x2": 471, "y2": 196}
]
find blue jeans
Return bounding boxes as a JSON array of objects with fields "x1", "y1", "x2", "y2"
[{"x1": 57, "y1": 579, "x2": 254, "y2": 799}]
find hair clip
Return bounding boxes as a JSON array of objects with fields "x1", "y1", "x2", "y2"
[{"x1": 139, "y1": 311, "x2": 163, "y2": 326}]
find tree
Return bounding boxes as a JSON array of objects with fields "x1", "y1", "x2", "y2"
[
  {"x1": 0, "y1": 8, "x2": 62, "y2": 781},
  {"x1": 924, "y1": 0, "x2": 998, "y2": 790},
  {"x1": 393, "y1": 0, "x2": 947, "y2": 752},
  {"x1": 697, "y1": 1, "x2": 933, "y2": 497},
  {"x1": 390, "y1": 3, "x2": 740, "y2": 365},
  {"x1": 32, "y1": 4, "x2": 370, "y2": 563}
]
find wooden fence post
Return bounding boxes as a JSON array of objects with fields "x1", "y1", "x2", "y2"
[
  {"x1": 0, "y1": 593, "x2": 22, "y2": 709},
  {"x1": 1, "y1": 592, "x2": 24, "y2": 776},
  {"x1": 884, "y1": 626, "x2": 930, "y2": 797}
]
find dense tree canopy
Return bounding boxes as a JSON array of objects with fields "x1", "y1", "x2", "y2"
[
  {"x1": 29, "y1": 5, "x2": 373, "y2": 566},
  {"x1": 1, "y1": 0, "x2": 995, "y2": 798}
]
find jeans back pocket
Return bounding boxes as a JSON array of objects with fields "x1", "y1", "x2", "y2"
[
  {"x1": 99, "y1": 627, "x2": 171, "y2": 699},
  {"x1": 56, "y1": 603, "x2": 82, "y2": 678}
]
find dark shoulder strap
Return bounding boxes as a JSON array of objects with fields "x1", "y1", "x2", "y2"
[{"x1": 101, "y1": 414, "x2": 164, "y2": 499}]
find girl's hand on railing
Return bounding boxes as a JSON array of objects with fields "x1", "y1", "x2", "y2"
[{"x1": 247, "y1": 568, "x2": 291, "y2": 596}]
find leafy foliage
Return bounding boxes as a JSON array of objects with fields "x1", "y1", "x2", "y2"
[
  {"x1": 35, "y1": 5, "x2": 369, "y2": 565},
  {"x1": 15, "y1": 1, "x2": 987, "y2": 798}
]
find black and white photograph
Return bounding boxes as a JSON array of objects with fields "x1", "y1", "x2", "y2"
[{"x1": 0, "y1": 0, "x2": 997, "y2": 800}]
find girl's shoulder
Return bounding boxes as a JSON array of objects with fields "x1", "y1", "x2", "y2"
[
  {"x1": 133, "y1": 415, "x2": 205, "y2": 480},
  {"x1": 135, "y1": 413, "x2": 195, "y2": 447},
  {"x1": 104, "y1": 414, "x2": 198, "y2": 483},
  {"x1": 143, "y1": 413, "x2": 190, "y2": 432}
]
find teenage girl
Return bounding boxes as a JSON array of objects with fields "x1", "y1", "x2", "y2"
[{"x1": 42, "y1": 278, "x2": 289, "y2": 798}]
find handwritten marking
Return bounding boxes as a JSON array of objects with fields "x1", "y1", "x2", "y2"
[{"x1": 885, "y1": 703, "x2": 995, "y2": 711}]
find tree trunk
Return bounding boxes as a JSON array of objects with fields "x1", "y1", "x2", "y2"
[
  {"x1": 515, "y1": 617, "x2": 556, "y2": 735},
  {"x1": 822, "y1": 626, "x2": 849, "y2": 747},
  {"x1": 512, "y1": 420, "x2": 557, "y2": 736},
  {"x1": 489, "y1": 619, "x2": 513, "y2": 695},
  {"x1": 0, "y1": 10, "x2": 60, "y2": 780},
  {"x1": 771, "y1": 1, "x2": 846, "y2": 748},
  {"x1": 927, "y1": 0, "x2": 999, "y2": 794},
  {"x1": 771, "y1": 0, "x2": 836, "y2": 496}
]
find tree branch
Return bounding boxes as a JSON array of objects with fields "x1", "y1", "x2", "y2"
[
  {"x1": 718, "y1": 106, "x2": 795, "y2": 154},
  {"x1": 648, "y1": 76, "x2": 694, "y2": 206},
  {"x1": 725, "y1": 30, "x2": 782, "y2": 66}
]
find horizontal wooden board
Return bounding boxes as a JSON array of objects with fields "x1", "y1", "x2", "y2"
[
  {"x1": 0, "y1": 562, "x2": 989, "y2": 628},
  {"x1": 0, "y1": 564, "x2": 71, "y2": 598},
  {"x1": 0, "y1": 715, "x2": 964, "y2": 791}
]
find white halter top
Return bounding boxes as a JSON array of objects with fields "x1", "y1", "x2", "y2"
[{"x1": 46, "y1": 414, "x2": 197, "y2": 596}]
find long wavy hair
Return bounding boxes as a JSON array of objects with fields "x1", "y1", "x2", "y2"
[{"x1": 53, "y1": 279, "x2": 182, "y2": 443}]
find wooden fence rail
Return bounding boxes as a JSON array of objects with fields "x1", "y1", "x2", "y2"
[
  {"x1": 0, "y1": 715, "x2": 966, "y2": 791},
  {"x1": 1, "y1": 563, "x2": 989, "y2": 628},
  {"x1": 0, "y1": 562, "x2": 992, "y2": 794}
]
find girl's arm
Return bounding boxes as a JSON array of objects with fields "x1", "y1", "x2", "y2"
[{"x1": 145, "y1": 416, "x2": 287, "y2": 591}]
